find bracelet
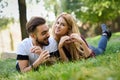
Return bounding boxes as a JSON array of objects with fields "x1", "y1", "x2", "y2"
[{"x1": 31, "y1": 64, "x2": 34, "y2": 69}]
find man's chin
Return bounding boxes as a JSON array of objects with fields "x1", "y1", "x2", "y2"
[
  {"x1": 44, "y1": 41, "x2": 49, "y2": 46},
  {"x1": 44, "y1": 43, "x2": 49, "y2": 46}
]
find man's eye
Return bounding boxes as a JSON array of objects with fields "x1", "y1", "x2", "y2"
[
  {"x1": 42, "y1": 32, "x2": 46, "y2": 35},
  {"x1": 56, "y1": 22, "x2": 59, "y2": 24}
]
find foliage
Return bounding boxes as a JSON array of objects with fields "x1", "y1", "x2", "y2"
[
  {"x1": 0, "y1": 32, "x2": 120, "y2": 80},
  {"x1": 44, "y1": 0, "x2": 120, "y2": 23},
  {"x1": 0, "y1": 0, "x2": 8, "y2": 18},
  {"x1": 0, "y1": 17, "x2": 14, "y2": 31},
  {"x1": 79, "y1": 0, "x2": 120, "y2": 23},
  {"x1": 44, "y1": 0, "x2": 62, "y2": 16},
  {"x1": 0, "y1": 0, "x2": 14, "y2": 31}
]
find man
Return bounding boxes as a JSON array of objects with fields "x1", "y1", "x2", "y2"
[{"x1": 16, "y1": 17, "x2": 58, "y2": 72}]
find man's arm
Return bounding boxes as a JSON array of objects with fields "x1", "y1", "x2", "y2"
[
  {"x1": 18, "y1": 50, "x2": 50, "y2": 73},
  {"x1": 18, "y1": 60, "x2": 31, "y2": 72}
]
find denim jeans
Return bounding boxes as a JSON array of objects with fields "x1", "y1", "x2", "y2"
[{"x1": 88, "y1": 35, "x2": 108, "y2": 55}]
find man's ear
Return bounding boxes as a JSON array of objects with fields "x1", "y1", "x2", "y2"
[{"x1": 30, "y1": 33, "x2": 36, "y2": 38}]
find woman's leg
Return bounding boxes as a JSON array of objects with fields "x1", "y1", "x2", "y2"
[
  {"x1": 98, "y1": 35, "x2": 108, "y2": 51},
  {"x1": 89, "y1": 45, "x2": 104, "y2": 56},
  {"x1": 89, "y1": 24, "x2": 111, "y2": 56}
]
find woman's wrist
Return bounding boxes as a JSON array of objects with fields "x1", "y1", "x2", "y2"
[{"x1": 58, "y1": 44, "x2": 63, "y2": 49}]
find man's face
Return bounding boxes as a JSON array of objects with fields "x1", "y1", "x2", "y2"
[{"x1": 33, "y1": 24, "x2": 50, "y2": 46}]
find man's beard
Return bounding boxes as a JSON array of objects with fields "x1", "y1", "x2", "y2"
[{"x1": 36, "y1": 37, "x2": 49, "y2": 46}]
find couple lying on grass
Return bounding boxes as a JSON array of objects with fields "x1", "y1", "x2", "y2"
[{"x1": 16, "y1": 12, "x2": 112, "y2": 73}]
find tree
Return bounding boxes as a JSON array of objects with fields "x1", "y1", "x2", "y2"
[
  {"x1": 45, "y1": 0, "x2": 120, "y2": 23},
  {"x1": 18, "y1": 0, "x2": 28, "y2": 40},
  {"x1": 41, "y1": 0, "x2": 120, "y2": 37},
  {"x1": 65, "y1": 0, "x2": 120, "y2": 23},
  {"x1": 44, "y1": 0, "x2": 60, "y2": 16},
  {"x1": 0, "y1": 0, "x2": 8, "y2": 18},
  {"x1": 0, "y1": 18, "x2": 14, "y2": 52}
]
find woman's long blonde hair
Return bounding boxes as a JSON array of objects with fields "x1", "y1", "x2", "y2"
[{"x1": 52, "y1": 12, "x2": 85, "y2": 60}]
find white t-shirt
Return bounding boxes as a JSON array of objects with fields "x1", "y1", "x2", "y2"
[{"x1": 16, "y1": 36, "x2": 58, "y2": 64}]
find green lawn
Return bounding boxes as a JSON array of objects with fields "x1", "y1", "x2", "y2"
[{"x1": 0, "y1": 32, "x2": 120, "y2": 80}]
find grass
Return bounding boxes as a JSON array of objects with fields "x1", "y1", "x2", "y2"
[
  {"x1": 0, "y1": 32, "x2": 120, "y2": 80},
  {"x1": 0, "y1": 59, "x2": 17, "y2": 80}
]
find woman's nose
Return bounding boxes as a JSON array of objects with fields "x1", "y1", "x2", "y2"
[{"x1": 56, "y1": 24, "x2": 61, "y2": 28}]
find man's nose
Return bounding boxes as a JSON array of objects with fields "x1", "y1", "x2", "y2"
[{"x1": 46, "y1": 32, "x2": 50, "y2": 37}]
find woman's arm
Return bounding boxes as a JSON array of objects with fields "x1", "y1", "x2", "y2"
[
  {"x1": 70, "y1": 33, "x2": 92, "y2": 58},
  {"x1": 79, "y1": 41, "x2": 92, "y2": 57},
  {"x1": 58, "y1": 36, "x2": 70, "y2": 61},
  {"x1": 58, "y1": 47, "x2": 69, "y2": 62}
]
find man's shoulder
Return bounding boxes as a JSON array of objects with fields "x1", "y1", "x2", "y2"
[
  {"x1": 21, "y1": 38, "x2": 31, "y2": 44},
  {"x1": 16, "y1": 38, "x2": 32, "y2": 55},
  {"x1": 48, "y1": 36, "x2": 57, "y2": 46},
  {"x1": 18, "y1": 38, "x2": 32, "y2": 47}
]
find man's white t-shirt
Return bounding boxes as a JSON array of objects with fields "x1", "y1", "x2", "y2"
[{"x1": 16, "y1": 36, "x2": 58, "y2": 65}]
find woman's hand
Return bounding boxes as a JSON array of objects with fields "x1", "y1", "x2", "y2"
[
  {"x1": 58, "y1": 36, "x2": 71, "y2": 48},
  {"x1": 30, "y1": 46, "x2": 43, "y2": 55},
  {"x1": 70, "y1": 33, "x2": 83, "y2": 43}
]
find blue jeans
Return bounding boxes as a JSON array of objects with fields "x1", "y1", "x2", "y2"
[{"x1": 88, "y1": 35, "x2": 108, "y2": 55}]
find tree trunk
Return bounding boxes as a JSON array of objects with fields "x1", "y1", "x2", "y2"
[
  {"x1": 114, "y1": 16, "x2": 120, "y2": 32},
  {"x1": 18, "y1": 0, "x2": 28, "y2": 40},
  {"x1": 10, "y1": 31, "x2": 14, "y2": 51}
]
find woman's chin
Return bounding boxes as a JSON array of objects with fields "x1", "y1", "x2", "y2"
[{"x1": 55, "y1": 32, "x2": 60, "y2": 35}]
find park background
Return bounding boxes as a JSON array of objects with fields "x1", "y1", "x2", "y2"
[
  {"x1": 0, "y1": 0, "x2": 120, "y2": 55},
  {"x1": 0, "y1": 0, "x2": 120, "y2": 80}
]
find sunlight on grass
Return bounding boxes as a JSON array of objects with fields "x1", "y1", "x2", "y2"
[
  {"x1": 113, "y1": 32, "x2": 120, "y2": 36},
  {"x1": 86, "y1": 35, "x2": 101, "y2": 47},
  {"x1": 0, "y1": 32, "x2": 120, "y2": 80}
]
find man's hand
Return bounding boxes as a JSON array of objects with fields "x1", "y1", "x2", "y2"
[
  {"x1": 30, "y1": 46, "x2": 43, "y2": 55},
  {"x1": 38, "y1": 50, "x2": 50, "y2": 64},
  {"x1": 31, "y1": 50, "x2": 50, "y2": 69}
]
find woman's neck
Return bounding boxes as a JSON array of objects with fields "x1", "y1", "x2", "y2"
[{"x1": 54, "y1": 35, "x2": 61, "y2": 43}]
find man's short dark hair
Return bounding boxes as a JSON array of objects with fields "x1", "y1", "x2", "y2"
[{"x1": 26, "y1": 17, "x2": 46, "y2": 34}]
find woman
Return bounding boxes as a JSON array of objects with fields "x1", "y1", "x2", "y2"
[{"x1": 52, "y1": 13, "x2": 111, "y2": 61}]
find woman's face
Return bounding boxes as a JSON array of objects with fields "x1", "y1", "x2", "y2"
[{"x1": 54, "y1": 17, "x2": 69, "y2": 37}]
